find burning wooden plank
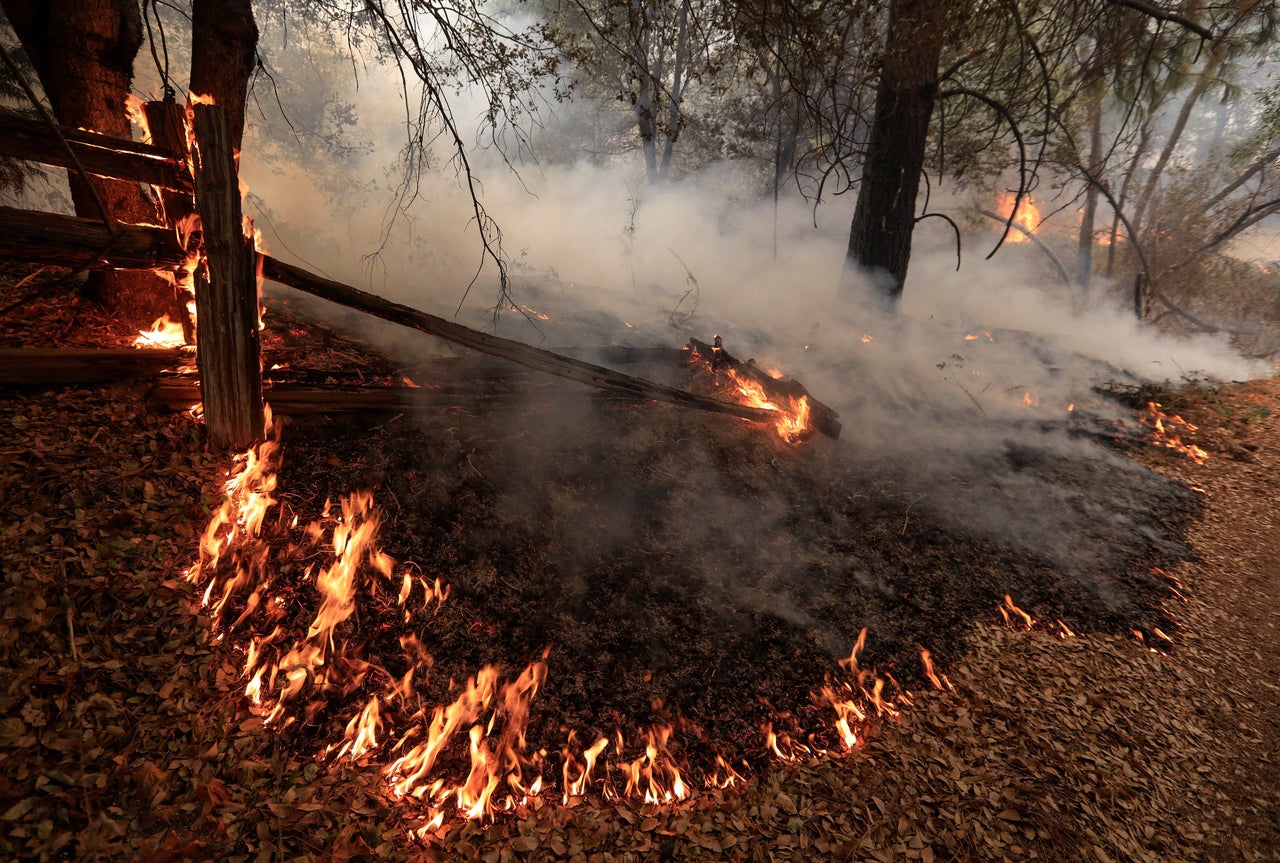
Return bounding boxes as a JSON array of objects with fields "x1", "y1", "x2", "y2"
[{"x1": 258, "y1": 256, "x2": 791, "y2": 432}]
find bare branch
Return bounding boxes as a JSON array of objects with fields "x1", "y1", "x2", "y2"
[{"x1": 1110, "y1": 0, "x2": 1213, "y2": 41}]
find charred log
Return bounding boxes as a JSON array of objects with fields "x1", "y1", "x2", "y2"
[
  {"x1": 149, "y1": 381, "x2": 645, "y2": 415},
  {"x1": 687, "y1": 336, "x2": 842, "y2": 440}
]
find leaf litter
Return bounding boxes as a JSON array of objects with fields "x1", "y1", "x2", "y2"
[{"x1": 1, "y1": 286, "x2": 1278, "y2": 861}]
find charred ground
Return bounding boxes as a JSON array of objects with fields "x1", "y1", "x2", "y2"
[{"x1": 248, "y1": 307, "x2": 1203, "y2": 774}]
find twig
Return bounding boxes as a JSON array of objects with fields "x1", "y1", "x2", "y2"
[{"x1": 901, "y1": 493, "x2": 930, "y2": 536}]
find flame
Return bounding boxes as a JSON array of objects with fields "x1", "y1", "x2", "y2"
[
  {"x1": 999, "y1": 594, "x2": 1035, "y2": 629},
  {"x1": 919, "y1": 648, "x2": 950, "y2": 691},
  {"x1": 997, "y1": 192, "x2": 1040, "y2": 243},
  {"x1": 125, "y1": 94, "x2": 152, "y2": 144},
  {"x1": 726, "y1": 369, "x2": 812, "y2": 443},
  {"x1": 1140, "y1": 402, "x2": 1208, "y2": 464},
  {"x1": 513, "y1": 304, "x2": 550, "y2": 321},
  {"x1": 1022, "y1": 391, "x2": 1039, "y2": 408},
  {"x1": 134, "y1": 314, "x2": 187, "y2": 348}
]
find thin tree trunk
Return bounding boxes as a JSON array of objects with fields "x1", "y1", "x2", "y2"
[
  {"x1": 1076, "y1": 100, "x2": 1104, "y2": 294},
  {"x1": 1, "y1": 0, "x2": 168, "y2": 327},
  {"x1": 659, "y1": 0, "x2": 689, "y2": 176},
  {"x1": 842, "y1": 0, "x2": 951, "y2": 309},
  {"x1": 1131, "y1": 70, "x2": 1212, "y2": 237}
]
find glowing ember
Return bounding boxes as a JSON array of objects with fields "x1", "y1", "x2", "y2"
[
  {"x1": 996, "y1": 192, "x2": 1041, "y2": 242},
  {"x1": 1140, "y1": 402, "x2": 1209, "y2": 464}
]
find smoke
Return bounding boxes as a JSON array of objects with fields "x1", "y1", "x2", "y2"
[{"x1": 233, "y1": 25, "x2": 1251, "y2": 660}]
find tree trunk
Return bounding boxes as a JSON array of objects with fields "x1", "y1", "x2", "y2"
[
  {"x1": 842, "y1": 0, "x2": 951, "y2": 309},
  {"x1": 1, "y1": 0, "x2": 169, "y2": 327},
  {"x1": 1076, "y1": 99, "x2": 1104, "y2": 294},
  {"x1": 658, "y1": 0, "x2": 690, "y2": 177},
  {"x1": 189, "y1": 0, "x2": 258, "y2": 152}
]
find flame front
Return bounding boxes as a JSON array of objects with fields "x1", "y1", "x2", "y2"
[{"x1": 185, "y1": 406, "x2": 953, "y2": 831}]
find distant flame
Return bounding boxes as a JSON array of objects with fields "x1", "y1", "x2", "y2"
[{"x1": 997, "y1": 192, "x2": 1040, "y2": 243}]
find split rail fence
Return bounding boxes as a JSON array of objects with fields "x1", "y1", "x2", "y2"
[{"x1": 0, "y1": 105, "x2": 838, "y2": 448}]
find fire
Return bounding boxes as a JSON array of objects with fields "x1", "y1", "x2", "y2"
[
  {"x1": 124, "y1": 94, "x2": 152, "y2": 144},
  {"x1": 726, "y1": 369, "x2": 812, "y2": 443},
  {"x1": 1140, "y1": 402, "x2": 1209, "y2": 464},
  {"x1": 182, "y1": 397, "x2": 950, "y2": 829},
  {"x1": 919, "y1": 648, "x2": 950, "y2": 691},
  {"x1": 134, "y1": 314, "x2": 187, "y2": 348},
  {"x1": 999, "y1": 594, "x2": 1035, "y2": 629},
  {"x1": 997, "y1": 192, "x2": 1041, "y2": 243}
]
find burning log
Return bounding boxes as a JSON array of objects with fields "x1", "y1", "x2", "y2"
[{"x1": 687, "y1": 336, "x2": 842, "y2": 440}]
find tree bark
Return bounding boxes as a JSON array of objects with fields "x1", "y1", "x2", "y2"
[
  {"x1": 0, "y1": 0, "x2": 169, "y2": 327},
  {"x1": 189, "y1": 0, "x2": 258, "y2": 152},
  {"x1": 842, "y1": 0, "x2": 951, "y2": 309}
]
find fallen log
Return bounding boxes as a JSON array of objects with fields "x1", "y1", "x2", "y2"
[
  {"x1": 687, "y1": 336, "x2": 842, "y2": 440},
  {"x1": 0, "y1": 111, "x2": 192, "y2": 192},
  {"x1": 0, "y1": 348, "x2": 193, "y2": 385},
  {"x1": 259, "y1": 256, "x2": 792, "y2": 431}
]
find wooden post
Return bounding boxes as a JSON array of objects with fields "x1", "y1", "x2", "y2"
[
  {"x1": 190, "y1": 102, "x2": 262, "y2": 449},
  {"x1": 143, "y1": 100, "x2": 197, "y2": 343}
]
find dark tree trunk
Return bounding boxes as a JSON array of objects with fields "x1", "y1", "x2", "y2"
[
  {"x1": 1, "y1": 0, "x2": 169, "y2": 327},
  {"x1": 842, "y1": 0, "x2": 950, "y2": 310},
  {"x1": 189, "y1": 0, "x2": 258, "y2": 152}
]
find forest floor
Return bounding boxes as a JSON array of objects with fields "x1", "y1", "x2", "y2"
[{"x1": 1, "y1": 277, "x2": 1278, "y2": 862}]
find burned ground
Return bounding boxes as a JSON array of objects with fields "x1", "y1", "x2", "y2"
[
  {"x1": 248, "y1": 332, "x2": 1203, "y2": 777},
  {"x1": 4, "y1": 284, "x2": 1276, "y2": 862}
]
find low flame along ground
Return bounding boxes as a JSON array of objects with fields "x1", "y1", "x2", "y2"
[{"x1": 184, "y1": 405, "x2": 950, "y2": 832}]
